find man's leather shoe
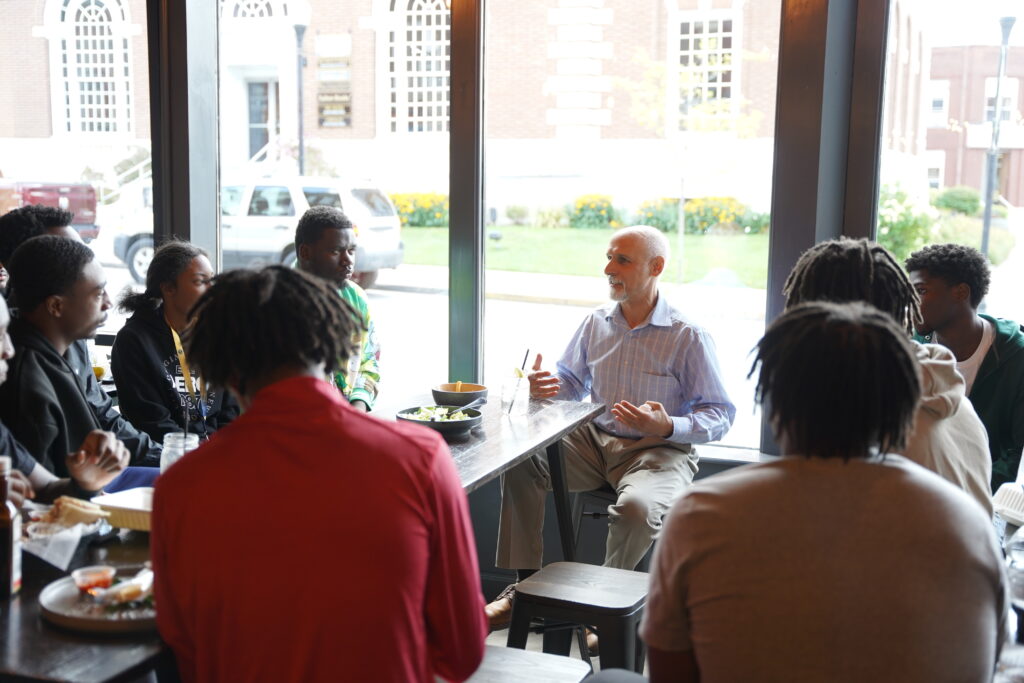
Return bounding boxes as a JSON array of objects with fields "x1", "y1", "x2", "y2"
[{"x1": 485, "y1": 583, "x2": 516, "y2": 630}]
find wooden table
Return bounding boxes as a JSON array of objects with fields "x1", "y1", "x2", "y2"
[
  {"x1": 0, "y1": 530, "x2": 172, "y2": 683},
  {"x1": 0, "y1": 398, "x2": 603, "y2": 682},
  {"x1": 432, "y1": 397, "x2": 605, "y2": 562}
]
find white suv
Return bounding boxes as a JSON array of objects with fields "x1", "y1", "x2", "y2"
[{"x1": 114, "y1": 176, "x2": 403, "y2": 288}]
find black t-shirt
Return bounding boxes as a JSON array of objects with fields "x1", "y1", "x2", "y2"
[{"x1": 0, "y1": 419, "x2": 38, "y2": 476}]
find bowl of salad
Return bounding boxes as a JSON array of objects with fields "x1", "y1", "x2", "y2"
[{"x1": 396, "y1": 405, "x2": 483, "y2": 438}]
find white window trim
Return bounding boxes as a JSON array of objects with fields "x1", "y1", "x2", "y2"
[
  {"x1": 377, "y1": 0, "x2": 451, "y2": 136},
  {"x1": 984, "y1": 76, "x2": 1019, "y2": 123},
  {"x1": 927, "y1": 79, "x2": 949, "y2": 129},
  {"x1": 38, "y1": 0, "x2": 140, "y2": 137},
  {"x1": 219, "y1": 0, "x2": 292, "y2": 20},
  {"x1": 666, "y1": 7, "x2": 740, "y2": 137}
]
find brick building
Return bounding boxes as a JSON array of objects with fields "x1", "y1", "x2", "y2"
[
  {"x1": 0, "y1": 0, "x2": 928, "y2": 214},
  {"x1": 926, "y1": 45, "x2": 1024, "y2": 205}
]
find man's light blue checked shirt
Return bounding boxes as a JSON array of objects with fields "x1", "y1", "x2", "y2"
[{"x1": 553, "y1": 294, "x2": 736, "y2": 445}]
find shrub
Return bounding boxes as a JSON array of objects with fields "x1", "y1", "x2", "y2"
[
  {"x1": 635, "y1": 197, "x2": 767, "y2": 235},
  {"x1": 933, "y1": 186, "x2": 981, "y2": 216},
  {"x1": 739, "y1": 209, "x2": 771, "y2": 234},
  {"x1": 683, "y1": 197, "x2": 745, "y2": 234},
  {"x1": 505, "y1": 205, "x2": 529, "y2": 225},
  {"x1": 390, "y1": 192, "x2": 449, "y2": 227},
  {"x1": 876, "y1": 185, "x2": 933, "y2": 262},
  {"x1": 931, "y1": 213, "x2": 1016, "y2": 266},
  {"x1": 569, "y1": 194, "x2": 622, "y2": 229},
  {"x1": 536, "y1": 207, "x2": 568, "y2": 228},
  {"x1": 636, "y1": 198, "x2": 681, "y2": 233}
]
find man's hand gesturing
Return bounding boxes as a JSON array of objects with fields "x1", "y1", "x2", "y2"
[
  {"x1": 528, "y1": 353, "x2": 561, "y2": 399},
  {"x1": 611, "y1": 400, "x2": 674, "y2": 438}
]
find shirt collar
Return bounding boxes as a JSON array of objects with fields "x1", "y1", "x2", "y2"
[{"x1": 603, "y1": 292, "x2": 672, "y2": 328}]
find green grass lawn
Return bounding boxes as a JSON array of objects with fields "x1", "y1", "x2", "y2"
[{"x1": 401, "y1": 225, "x2": 770, "y2": 288}]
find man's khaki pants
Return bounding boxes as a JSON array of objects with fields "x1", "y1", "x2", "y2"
[{"x1": 496, "y1": 423, "x2": 698, "y2": 571}]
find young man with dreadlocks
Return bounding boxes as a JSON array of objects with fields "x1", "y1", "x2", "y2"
[
  {"x1": 151, "y1": 266, "x2": 486, "y2": 683},
  {"x1": 781, "y1": 238, "x2": 992, "y2": 514},
  {"x1": 637, "y1": 301, "x2": 1005, "y2": 683},
  {"x1": 295, "y1": 205, "x2": 380, "y2": 411},
  {"x1": 906, "y1": 243, "x2": 1024, "y2": 490}
]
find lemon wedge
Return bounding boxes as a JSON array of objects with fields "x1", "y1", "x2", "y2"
[{"x1": 513, "y1": 367, "x2": 526, "y2": 379}]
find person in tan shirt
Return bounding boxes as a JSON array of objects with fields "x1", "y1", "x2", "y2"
[
  {"x1": 638, "y1": 301, "x2": 1006, "y2": 683},
  {"x1": 783, "y1": 238, "x2": 992, "y2": 514}
]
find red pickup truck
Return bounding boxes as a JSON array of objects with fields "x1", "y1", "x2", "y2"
[{"x1": 0, "y1": 180, "x2": 99, "y2": 242}]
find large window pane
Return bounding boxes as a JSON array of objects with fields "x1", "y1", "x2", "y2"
[
  {"x1": 480, "y1": 0, "x2": 780, "y2": 449},
  {"x1": 0, "y1": 0, "x2": 153, "y2": 369},
  {"x1": 217, "y1": 0, "x2": 448, "y2": 409},
  {"x1": 882, "y1": 2, "x2": 1024, "y2": 318}
]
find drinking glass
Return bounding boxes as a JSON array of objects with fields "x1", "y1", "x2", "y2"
[
  {"x1": 160, "y1": 432, "x2": 200, "y2": 473},
  {"x1": 500, "y1": 371, "x2": 529, "y2": 416}
]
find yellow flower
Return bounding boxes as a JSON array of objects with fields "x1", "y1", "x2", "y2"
[{"x1": 434, "y1": 212, "x2": 442, "y2": 218}]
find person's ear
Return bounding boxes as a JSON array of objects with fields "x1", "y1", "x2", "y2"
[
  {"x1": 649, "y1": 256, "x2": 665, "y2": 277},
  {"x1": 45, "y1": 294, "x2": 64, "y2": 319},
  {"x1": 953, "y1": 282, "x2": 971, "y2": 304},
  {"x1": 159, "y1": 281, "x2": 176, "y2": 299},
  {"x1": 297, "y1": 243, "x2": 311, "y2": 263}
]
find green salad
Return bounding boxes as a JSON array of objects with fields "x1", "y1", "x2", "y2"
[{"x1": 410, "y1": 406, "x2": 471, "y2": 422}]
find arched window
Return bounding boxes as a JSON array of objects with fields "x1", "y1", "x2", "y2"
[
  {"x1": 388, "y1": 0, "x2": 450, "y2": 133},
  {"x1": 221, "y1": 0, "x2": 288, "y2": 19},
  {"x1": 52, "y1": 0, "x2": 134, "y2": 134}
]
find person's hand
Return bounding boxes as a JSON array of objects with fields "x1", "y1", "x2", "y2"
[
  {"x1": 611, "y1": 400, "x2": 674, "y2": 438},
  {"x1": 8, "y1": 470, "x2": 33, "y2": 508},
  {"x1": 66, "y1": 430, "x2": 130, "y2": 493},
  {"x1": 528, "y1": 353, "x2": 561, "y2": 399},
  {"x1": 350, "y1": 399, "x2": 370, "y2": 412}
]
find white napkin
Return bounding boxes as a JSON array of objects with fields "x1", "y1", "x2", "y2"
[
  {"x1": 22, "y1": 524, "x2": 84, "y2": 571},
  {"x1": 20, "y1": 501, "x2": 105, "y2": 571}
]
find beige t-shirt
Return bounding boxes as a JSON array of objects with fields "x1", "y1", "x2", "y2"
[{"x1": 641, "y1": 455, "x2": 1007, "y2": 683}]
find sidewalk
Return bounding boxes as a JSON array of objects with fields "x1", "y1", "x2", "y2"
[{"x1": 375, "y1": 264, "x2": 769, "y2": 322}]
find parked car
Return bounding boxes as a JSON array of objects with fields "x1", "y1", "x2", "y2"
[
  {"x1": 0, "y1": 180, "x2": 99, "y2": 242},
  {"x1": 113, "y1": 176, "x2": 404, "y2": 287}
]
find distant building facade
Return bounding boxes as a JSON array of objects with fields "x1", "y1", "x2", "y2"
[
  {"x1": 0, "y1": 0, "x2": 929, "y2": 214},
  {"x1": 926, "y1": 45, "x2": 1024, "y2": 205}
]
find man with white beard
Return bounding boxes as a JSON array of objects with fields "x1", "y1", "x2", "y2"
[{"x1": 486, "y1": 226, "x2": 735, "y2": 639}]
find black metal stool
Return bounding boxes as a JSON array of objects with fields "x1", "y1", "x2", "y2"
[{"x1": 506, "y1": 561, "x2": 649, "y2": 672}]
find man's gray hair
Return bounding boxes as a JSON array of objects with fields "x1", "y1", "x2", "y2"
[{"x1": 615, "y1": 225, "x2": 671, "y2": 265}]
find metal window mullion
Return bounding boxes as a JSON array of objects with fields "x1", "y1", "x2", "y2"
[
  {"x1": 448, "y1": 0, "x2": 484, "y2": 383},
  {"x1": 761, "y1": 0, "x2": 891, "y2": 454}
]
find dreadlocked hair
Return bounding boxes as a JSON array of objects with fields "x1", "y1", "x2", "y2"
[
  {"x1": 782, "y1": 238, "x2": 920, "y2": 335},
  {"x1": 183, "y1": 266, "x2": 363, "y2": 394},
  {"x1": 750, "y1": 301, "x2": 922, "y2": 460}
]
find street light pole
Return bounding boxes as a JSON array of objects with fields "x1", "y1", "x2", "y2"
[
  {"x1": 981, "y1": 16, "x2": 1016, "y2": 257},
  {"x1": 294, "y1": 21, "x2": 307, "y2": 176}
]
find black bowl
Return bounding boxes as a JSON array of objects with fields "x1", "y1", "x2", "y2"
[
  {"x1": 432, "y1": 383, "x2": 488, "y2": 407},
  {"x1": 396, "y1": 405, "x2": 483, "y2": 438}
]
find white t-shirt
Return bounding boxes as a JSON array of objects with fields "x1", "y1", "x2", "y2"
[
  {"x1": 957, "y1": 317, "x2": 994, "y2": 394},
  {"x1": 640, "y1": 455, "x2": 1007, "y2": 683}
]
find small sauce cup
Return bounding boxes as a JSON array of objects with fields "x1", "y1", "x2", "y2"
[{"x1": 71, "y1": 565, "x2": 116, "y2": 598}]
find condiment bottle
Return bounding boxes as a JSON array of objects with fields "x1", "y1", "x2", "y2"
[{"x1": 0, "y1": 456, "x2": 22, "y2": 598}]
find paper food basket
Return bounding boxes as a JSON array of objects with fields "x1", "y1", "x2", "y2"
[{"x1": 92, "y1": 487, "x2": 153, "y2": 531}]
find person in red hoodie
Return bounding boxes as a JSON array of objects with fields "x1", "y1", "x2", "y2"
[{"x1": 151, "y1": 266, "x2": 487, "y2": 683}]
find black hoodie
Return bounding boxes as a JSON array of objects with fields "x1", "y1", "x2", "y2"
[
  {"x1": 111, "y1": 303, "x2": 239, "y2": 442},
  {"x1": 0, "y1": 319, "x2": 160, "y2": 475}
]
